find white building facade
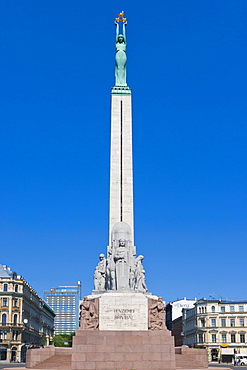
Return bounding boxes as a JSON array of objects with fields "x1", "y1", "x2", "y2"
[
  {"x1": 166, "y1": 298, "x2": 197, "y2": 330},
  {"x1": 182, "y1": 299, "x2": 247, "y2": 363}
]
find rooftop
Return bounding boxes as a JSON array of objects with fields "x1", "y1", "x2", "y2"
[{"x1": 0, "y1": 264, "x2": 17, "y2": 278}]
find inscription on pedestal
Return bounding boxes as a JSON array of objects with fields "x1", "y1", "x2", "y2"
[{"x1": 99, "y1": 293, "x2": 148, "y2": 330}]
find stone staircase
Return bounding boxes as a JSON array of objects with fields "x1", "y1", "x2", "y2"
[
  {"x1": 175, "y1": 346, "x2": 208, "y2": 369},
  {"x1": 32, "y1": 354, "x2": 71, "y2": 369},
  {"x1": 176, "y1": 353, "x2": 206, "y2": 369}
]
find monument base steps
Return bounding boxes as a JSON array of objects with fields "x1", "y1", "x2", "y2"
[
  {"x1": 71, "y1": 329, "x2": 176, "y2": 370},
  {"x1": 25, "y1": 347, "x2": 72, "y2": 369},
  {"x1": 10, "y1": 331, "x2": 210, "y2": 370},
  {"x1": 175, "y1": 346, "x2": 208, "y2": 369},
  {"x1": 31, "y1": 354, "x2": 72, "y2": 369}
]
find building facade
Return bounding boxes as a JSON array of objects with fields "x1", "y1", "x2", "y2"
[
  {"x1": 44, "y1": 282, "x2": 81, "y2": 335},
  {"x1": 182, "y1": 299, "x2": 247, "y2": 363},
  {"x1": 166, "y1": 298, "x2": 197, "y2": 346},
  {"x1": 0, "y1": 264, "x2": 55, "y2": 363},
  {"x1": 166, "y1": 298, "x2": 197, "y2": 331}
]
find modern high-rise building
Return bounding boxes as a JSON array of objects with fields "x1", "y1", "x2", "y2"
[{"x1": 44, "y1": 282, "x2": 81, "y2": 335}]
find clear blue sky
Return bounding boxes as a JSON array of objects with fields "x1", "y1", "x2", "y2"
[{"x1": 1, "y1": 0, "x2": 247, "y2": 303}]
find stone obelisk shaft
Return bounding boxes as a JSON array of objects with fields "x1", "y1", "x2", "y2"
[{"x1": 109, "y1": 92, "x2": 134, "y2": 247}]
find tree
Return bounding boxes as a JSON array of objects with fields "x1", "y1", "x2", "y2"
[{"x1": 53, "y1": 333, "x2": 75, "y2": 347}]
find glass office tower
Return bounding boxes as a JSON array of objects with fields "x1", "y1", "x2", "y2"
[{"x1": 44, "y1": 281, "x2": 81, "y2": 335}]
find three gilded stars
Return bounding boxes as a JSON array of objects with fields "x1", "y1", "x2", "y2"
[{"x1": 115, "y1": 11, "x2": 127, "y2": 22}]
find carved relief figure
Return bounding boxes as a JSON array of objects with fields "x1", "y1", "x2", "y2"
[
  {"x1": 129, "y1": 253, "x2": 136, "y2": 290},
  {"x1": 80, "y1": 297, "x2": 99, "y2": 330},
  {"x1": 135, "y1": 255, "x2": 148, "y2": 292},
  {"x1": 148, "y1": 297, "x2": 165, "y2": 330},
  {"x1": 114, "y1": 238, "x2": 129, "y2": 290},
  {"x1": 93, "y1": 267, "x2": 101, "y2": 291},
  {"x1": 93, "y1": 254, "x2": 106, "y2": 291},
  {"x1": 106, "y1": 251, "x2": 116, "y2": 290}
]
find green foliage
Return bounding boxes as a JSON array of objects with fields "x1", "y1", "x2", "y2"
[{"x1": 53, "y1": 332, "x2": 75, "y2": 347}]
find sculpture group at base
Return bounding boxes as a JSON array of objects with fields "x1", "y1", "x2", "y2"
[
  {"x1": 79, "y1": 295, "x2": 166, "y2": 332},
  {"x1": 80, "y1": 297, "x2": 99, "y2": 330},
  {"x1": 148, "y1": 297, "x2": 166, "y2": 330},
  {"x1": 93, "y1": 222, "x2": 147, "y2": 292}
]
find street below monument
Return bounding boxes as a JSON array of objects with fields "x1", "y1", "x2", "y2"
[
  {"x1": 0, "y1": 363, "x2": 246, "y2": 370},
  {"x1": 0, "y1": 364, "x2": 25, "y2": 370},
  {"x1": 209, "y1": 365, "x2": 247, "y2": 370}
]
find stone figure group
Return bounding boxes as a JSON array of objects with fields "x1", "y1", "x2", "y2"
[
  {"x1": 93, "y1": 238, "x2": 147, "y2": 292},
  {"x1": 80, "y1": 297, "x2": 99, "y2": 330},
  {"x1": 148, "y1": 297, "x2": 165, "y2": 330}
]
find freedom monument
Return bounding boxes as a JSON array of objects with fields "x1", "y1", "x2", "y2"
[{"x1": 21, "y1": 12, "x2": 209, "y2": 370}]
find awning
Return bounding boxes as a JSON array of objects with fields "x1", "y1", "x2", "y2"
[
  {"x1": 221, "y1": 348, "x2": 234, "y2": 355},
  {"x1": 239, "y1": 350, "x2": 247, "y2": 355},
  {"x1": 0, "y1": 346, "x2": 7, "y2": 350}
]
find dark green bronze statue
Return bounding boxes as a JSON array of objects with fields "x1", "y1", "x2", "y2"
[{"x1": 115, "y1": 11, "x2": 127, "y2": 86}]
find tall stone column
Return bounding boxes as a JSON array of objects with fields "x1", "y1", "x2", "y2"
[
  {"x1": 92, "y1": 12, "x2": 147, "y2": 293},
  {"x1": 108, "y1": 90, "x2": 134, "y2": 249}
]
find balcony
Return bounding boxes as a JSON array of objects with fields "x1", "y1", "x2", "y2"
[{"x1": 0, "y1": 323, "x2": 24, "y2": 328}]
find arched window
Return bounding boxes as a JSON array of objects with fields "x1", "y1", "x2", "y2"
[
  {"x1": 2, "y1": 313, "x2": 7, "y2": 325},
  {"x1": 11, "y1": 347, "x2": 17, "y2": 362},
  {"x1": 13, "y1": 314, "x2": 18, "y2": 326},
  {"x1": 201, "y1": 307, "x2": 204, "y2": 313},
  {"x1": 211, "y1": 349, "x2": 218, "y2": 362},
  {"x1": 199, "y1": 307, "x2": 201, "y2": 313},
  {"x1": 211, "y1": 306, "x2": 215, "y2": 313},
  {"x1": 15, "y1": 284, "x2": 18, "y2": 292},
  {"x1": 3, "y1": 284, "x2": 8, "y2": 292}
]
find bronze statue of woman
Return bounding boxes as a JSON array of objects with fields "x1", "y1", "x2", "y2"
[{"x1": 115, "y1": 20, "x2": 127, "y2": 86}]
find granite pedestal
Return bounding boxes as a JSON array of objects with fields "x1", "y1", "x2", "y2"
[{"x1": 72, "y1": 329, "x2": 176, "y2": 370}]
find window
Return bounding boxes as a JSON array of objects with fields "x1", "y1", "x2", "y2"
[
  {"x1": 212, "y1": 334, "x2": 216, "y2": 343},
  {"x1": 3, "y1": 284, "x2": 8, "y2": 292},
  {"x1": 2, "y1": 314, "x2": 7, "y2": 325},
  {"x1": 230, "y1": 318, "x2": 235, "y2": 327},
  {"x1": 2, "y1": 298, "x2": 8, "y2": 307},
  {"x1": 13, "y1": 299, "x2": 18, "y2": 308},
  {"x1": 13, "y1": 314, "x2": 18, "y2": 326},
  {"x1": 221, "y1": 306, "x2": 225, "y2": 312},
  {"x1": 3, "y1": 331, "x2": 7, "y2": 340},
  {"x1": 239, "y1": 306, "x2": 244, "y2": 312},
  {"x1": 239, "y1": 318, "x2": 244, "y2": 327},
  {"x1": 198, "y1": 334, "x2": 204, "y2": 343},
  {"x1": 231, "y1": 334, "x2": 236, "y2": 343},
  {"x1": 15, "y1": 285, "x2": 18, "y2": 293},
  {"x1": 200, "y1": 319, "x2": 205, "y2": 327},
  {"x1": 211, "y1": 306, "x2": 215, "y2": 313},
  {"x1": 230, "y1": 306, "x2": 235, "y2": 312},
  {"x1": 240, "y1": 334, "x2": 245, "y2": 343},
  {"x1": 211, "y1": 318, "x2": 216, "y2": 327},
  {"x1": 222, "y1": 334, "x2": 227, "y2": 343},
  {"x1": 221, "y1": 318, "x2": 226, "y2": 327}
]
